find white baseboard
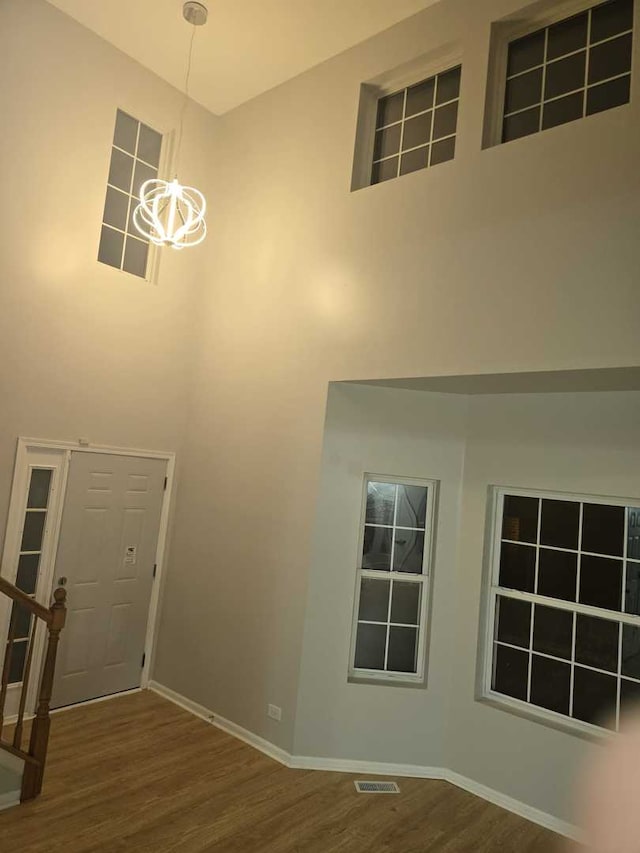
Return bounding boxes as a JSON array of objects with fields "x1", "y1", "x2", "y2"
[
  {"x1": 148, "y1": 681, "x2": 291, "y2": 766},
  {"x1": 446, "y1": 770, "x2": 580, "y2": 841},
  {"x1": 148, "y1": 680, "x2": 579, "y2": 841},
  {"x1": 0, "y1": 749, "x2": 24, "y2": 776},
  {"x1": 148, "y1": 681, "x2": 213, "y2": 722},
  {"x1": 290, "y1": 754, "x2": 446, "y2": 780},
  {"x1": 0, "y1": 789, "x2": 20, "y2": 813},
  {"x1": 50, "y1": 687, "x2": 142, "y2": 716}
]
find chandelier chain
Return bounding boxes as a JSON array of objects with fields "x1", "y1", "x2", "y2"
[
  {"x1": 176, "y1": 22, "x2": 197, "y2": 176},
  {"x1": 132, "y1": 5, "x2": 207, "y2": 250}
]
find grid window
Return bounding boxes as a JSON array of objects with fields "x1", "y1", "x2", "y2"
[
  {"x1": 98, "y1": 109, "x2": 163, "y2": 278},
  {"x1": 371, "y1": 66, "x2": 461, "y2": 185},
  {"x1": 502, "y1": 0, "x2": 633, "y2": 143},
  {"x1": 487, "y1": 487, "x2": 640, "y2": 733},
  {"x1": 349, "y1": 476, "x2": 437, "y2": 683},
  {"x1": 9, "y1": 468, "x2": 53, "y2": 684}
]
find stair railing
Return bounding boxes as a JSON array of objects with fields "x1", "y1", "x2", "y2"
[{"x1": 0, "y1": 577, "x2": 66, "y2": 802}]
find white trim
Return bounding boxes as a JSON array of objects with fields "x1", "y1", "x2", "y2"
[
  {"x1": 446, "y1": 770, "x2": 580, "y2": 841},
  {"x1": 0, "y1": 437, "x2": 175, "y2": 715},
  {"x1": 348, "y1": 474, "x2": 437, "y2": 686},
  {"x1": 17, "y1": 436, "x2": 174, "y2": 460},
  {"x1": 98, "y1": 104, "x2": 177, "y2": 286},
  {"x1": 480, "y1": 484, "x2": 640, "y2": 739},
  {"x1": 207, "y1": 711, "x2": 292, "y2": 768},
  {"x1": 148, "y1": 681, "x2": 290, "y2": 766},
  {"x1": 351, "y1": 43, "x2": 462, "y2": 191},
  {"x1": 0, "y1": 789, "x2": 20, "y2": 813},
  {"x1": 0, "y1": 748, "x2": 25, "y2": 776},
  {"x1": 147, "y1": 680, "x2": 580, "y2": 841},
  {"x1": 483, "y1": 0, "x2": 637, "y2": 148},
  {"x1": 143, "y1": 452, "x2": 175, "y2": 686},
  {"x1": 0, "y1": 753, "x2": 21, "y2": 813},
  {"x1": 49, "y1": 687, "x2": 143, "y2": 715},
  {"x1": 0, "y1": 444, "x2": 69, "y2": 718},
  {"x1": 290, "y1": 754, "x2": 445, "y2": 779}
]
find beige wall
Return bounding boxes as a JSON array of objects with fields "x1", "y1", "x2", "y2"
[
  {"x1": 153, "y1": 0, "x2": 640, "y2": 758},
  {"x1": 0, "y1": 0, "x2": 217, "y2": 545},
  {"x1": 447, "y1": 389, "x2": 640, "y2": 820},
  {"x1": 3, "y1": 0, "x2": 640, "y2": 825},
  {"x1": 296, "y1": 385, "x2": 640, "y2": 822},
  {"x1": 293, "y1": 383, "x2": 467, "y2": 766}
]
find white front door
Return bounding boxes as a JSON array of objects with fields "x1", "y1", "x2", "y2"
[{"x1": 50, "y1": 452, "x2": 166, "y2": 709}]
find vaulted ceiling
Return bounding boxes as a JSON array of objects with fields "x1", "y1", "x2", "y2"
[{"x1": 46, "y1": 0, "x2": 441, "y2": 115}]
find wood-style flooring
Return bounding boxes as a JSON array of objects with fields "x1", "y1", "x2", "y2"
[{"x1": 0, "y1": 690, "x2": 564, "y2": 852}]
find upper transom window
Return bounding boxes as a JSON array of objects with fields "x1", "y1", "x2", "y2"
[
  {"x1": 371, "y1": 66, "x2": 461, "y2": 184},
  {"x1": 98, "y1": 109, "x2": 163, "y2": 279},
  {"x1": 502, "y1": 0, "x2": 633, "y2": 143}
]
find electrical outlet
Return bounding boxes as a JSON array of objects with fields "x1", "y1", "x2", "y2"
[{"x1": 267, "y1": 703, "x2": 282, "y2": 721}]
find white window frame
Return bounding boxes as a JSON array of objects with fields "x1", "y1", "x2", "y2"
[
  {"x1": 348, "y1": 474, "x2": 438, "y2": 686},
  {"x1": 351, "y1": 44, "x2": 462, "y2": 191},
  {"x1": 98, "y1": 104, "x2": 176, "y2": 285},
  {"x1": 482, "y1": 0, "x2": 637, "y2": 149},
  {"x1": 0, "y1": 437, "x2": 176, "y2": 722},
  {"x1": 479, "y1": 485, "x2": 640, "y2": 738}
]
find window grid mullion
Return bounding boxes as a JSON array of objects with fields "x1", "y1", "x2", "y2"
[
  {"x1": 359, "y1": 568, "x2": 424, "y2": 582},
  {"x1": 526, "y1": 497, "x2": 542, "y2": 702},
  {"x1": 616, "y1": 620, "x2": 623, "y2": 731},
  {"x1": 575, "y1": 501, "x2": 583, "y2": 605},
  {"x1": 506, "y1": 25, "x2": 634, "y2": 84},
  {"x1": 502, "y1": 2, "x2": 633, "y2": 145},
  {"x1": 372, "y1": 132, "x2": 456, "y2": 166},
  {"x1": 501, "y1": 537, "x2": 630, "y2": 562},
  {"x1": 426, "y1": 92, "x2": 436, "y2": 166},
  {"x1": 583, "y1": 9, "x2": 593, "y2": 118},
  {"x1": 493, "y1": 586, "x2": 640, "y2": 626},
  {"x1": 495, "y1": 638, "x2": 624, "y2": 680},
  {"x1": 376, "y1": 92, "x2": 459, "y2": 131},
  {"x1": 617, "y1": 506, "x2": 632, "y2": 730},
  {"x1": 395, "y1": 90, "x2": 408, "y2": 179},
  {"x1": 389, "y1": 484, "x2": 398, "y2": 574},
  {"x1": 119, "y1": 120, "x2": 140, "y2": 271},
  {"x1": 569, "y1": 610, "x2": 577, "y2": 718},
  {"x1": 538, "y1": 28, "x2": 550, "y2": 132},
  {"x1": 352, "y1": 478, "x2": 435, "y2": 681},
  {"x1": 124, "y1": 120, "x2": 143, "y2": 269},
  {"x1": 491, "y1": 489, "x2": 640, "y2": 734},
  {"x1": 383, "y1": 486, "x2": 400, "y2": 670}
]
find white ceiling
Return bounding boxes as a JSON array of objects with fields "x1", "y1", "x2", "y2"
[{"x1": 47, "y1": 0, "x2": 441, "y2": 115}]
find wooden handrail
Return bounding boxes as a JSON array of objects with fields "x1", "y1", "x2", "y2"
[
  {"x1": 0, "y1": 578, "x2": 52, "y2": 624},
  {"x1": 0, "y1": 581, "x2": 66, "y2": 803}
]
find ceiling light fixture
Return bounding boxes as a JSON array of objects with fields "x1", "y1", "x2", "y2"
[{"x1": 133, "y1": 1, "x2": 208, "y2": 250}]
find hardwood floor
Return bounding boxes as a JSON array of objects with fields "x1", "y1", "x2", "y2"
[{"x1": 0, "y1": 690, "x2": 563, "y2": 852}]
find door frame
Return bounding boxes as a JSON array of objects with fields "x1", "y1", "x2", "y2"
[{"x1": 0, "y1": 436, "x2": 175, "y2": 716}]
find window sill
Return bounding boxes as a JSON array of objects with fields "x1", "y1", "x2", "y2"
[
  {"x1": 477, "y1": 690, "x2": 612, "y2": 743},
  {"x1": 348, "y1": 673, "x2": 426, "y2": 689}
]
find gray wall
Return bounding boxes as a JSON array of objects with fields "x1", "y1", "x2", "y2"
[
  {"x1": 0, "y1": 0, "x2": 217, "y2": 546},
  {"x1": 448, "y1": 390, "x2": 640, "y2": 819},
  {"x1": 294, "y1": 383, "x2": 467, "y2": 766},
  {"x1": 2, "y1": 0, "x2": 640, "y2": 824},
  {"x1": 155, "y1": 0, "x2": 640, "y2": 756},
  {"x1": 296, "y1": 384, "x2": 640, "y2": 822}
]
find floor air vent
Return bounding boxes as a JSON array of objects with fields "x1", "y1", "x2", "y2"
[{"x1": 354, "y1": 781, "x2": 400, "y2": 794}]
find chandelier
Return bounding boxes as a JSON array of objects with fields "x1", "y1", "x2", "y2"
[{"x1": 133, "y1": 2, "x2": 208, "y2": 250}]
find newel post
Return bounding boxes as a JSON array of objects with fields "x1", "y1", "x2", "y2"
[{"x1": 21, "y1": 587, "x2": 66, "y2": 801}]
